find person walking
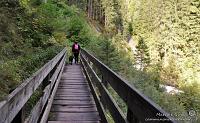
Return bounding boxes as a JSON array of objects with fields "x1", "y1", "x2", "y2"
[{"x1": 72, "y1": 41, "x2": 81, "y2": 64}]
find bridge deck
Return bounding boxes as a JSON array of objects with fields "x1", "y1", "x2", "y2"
[{"x1": 48, "y1": 65, "x2": 100, "y2": 123}]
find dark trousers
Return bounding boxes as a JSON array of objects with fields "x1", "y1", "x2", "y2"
[{"x1": 73, "y1": 52, "x2": 79, "y2": 63}]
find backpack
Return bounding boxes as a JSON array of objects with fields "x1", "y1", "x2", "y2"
[{"x1": 74, "y1": 44, "x2": 79, "y2": 50}]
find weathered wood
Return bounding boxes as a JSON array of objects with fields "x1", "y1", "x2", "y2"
[
  {"x1": 11, "y1": 107, "x2": 25, "y2": 123},
  {"x1": 52, "y1": 100, "x2": 95, "y2": 105},
  {"x1": 46, "y1": 65, "x2": 100, "y2": 123},
  {"x1": 56, "y1": 88, "x2": 89, "y2": 92},
  {"x1": 54, "y1": 96, "x2": 92, "y2": 100},
  {"x1": 61, "y1": 78, "x2": 85, "y2": 80},
  {"x1": 39, "y1": 53, "x2": 66, "y2": 123},
  {"x1": 48, "y1": 121, "x2": 100, "y2": 123},
  {"x1": 127, "y1": 108, "x2": 138, "y2": 123},
  {"x1": 81, "y1": 53, "x2": 126, "y2": 123},
  {"x1": 81, "y1": 55, "x2": 108, "y2": 123},
  {"x1": 55, "y1": 93, "x2": 92, "y2": 96},
  {"x1": 100, "y1": 83, "x2": 127, "y2": 123},
  {"x1": 58, "y1": 85, "x2": 89, "y2": 88},
  {"x1": 48, "y1": 112, "x2": 100, "y2": 121},
  {"x1": 57, "y1": 86, "x2": 90, "y2": 89},
  {"x1": 25, "y1": 52, "x2": 66, "y2": 123},
  {"x1": 49, "y1": 54, "x2": 66, "y2": 91},
  {"x1": 0, "y1": 48, "x2": 66, "y2": 123},
  {"x1": 81, "y1": 49, "x2": 176, "y2": 123},
  {"x1": 59, "y1": 82, "x2": 87, "y2": 84},
  {"x1": 51, "y1": 105, "x2": 97, "y2": 112},
  {"x1": 25, "y1": 85, "x2": 51, "y2": 123}
]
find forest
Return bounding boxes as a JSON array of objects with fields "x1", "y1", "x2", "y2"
[{"x1": 0, "y1": 0, "x2": 199, "y2": 122}]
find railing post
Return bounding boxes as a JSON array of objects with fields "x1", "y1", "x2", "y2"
[
  {"x1": 42, "y1": 74, "x2": 51, "y2": 90},
  {"x1": 127, "y1": 108, "x2": 138, "y2": 123},
  {"x1": 102, "y1": 71, "x2": 108, "y2": 87},
  {"x1": 12, "y1": 106, "x2": 25, "y2": 123},
  {"x1": 100, "y1": 70, "x2": 108, "y2": 110},
  {"x1": 42, "y1": 61, "x2": 58, "y2": 89}
]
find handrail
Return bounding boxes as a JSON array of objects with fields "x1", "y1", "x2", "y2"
[
  {"x1": 0, "y1": 48, "x2": 67, "y2": 123},
  {"x1": 80, "y1": 49, "x2": 176, "y2": 123},
  {"x1": 39, "y1": 52, "x2": 66, "y2": 123}
]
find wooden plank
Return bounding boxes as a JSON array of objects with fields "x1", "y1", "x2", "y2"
[
  {"x1": 52, "y1": 100, "x2": 95, "y2": 105},
  {"x1": 56, "y1": 91, "x2": 90, "y2": 94},
  {"x1": 47, "y1": 65, "x2": 100, "y2": 123},
  {"x1": 49, "y1": 120, "x2": 100, "y2": 123},
  {"x1": 60, "y1": 79, "x2": 86, "y2": 82},
  {"x1": 51, "y1": 105, "x2": 97, "y2": 108},
  {"x1": 48, "y1": 112, "x2": 100, "y2": 121},
  {"x1": 51, "y1": 105, "x2": 97, "y2": 112},
  {"x1": 63, "y1": 72, "x2": 82, "y2": 73},
  {"x1": 62, "y1": 74, "x2": 83, "y2": 75},
  {"x1": 60, "y1": 78, "x2": 85, "y2": 80},
  {"x1": 59, "y1": 83, "x2": 88, "y2": 85},
  {"x1": 58, "y1": 85, "x2": 88, "y2": 87},
  {"x1": 53, "y1": 96, "x2": 93, "y2": 100},
  {"x1": 59, "y1": 82, "x2": 86, "y2": 84},
  {"x1": 60, "y1": 79, "x2": 85, "y2": 81},
  {"x1": 54, "y1": 95, "x2": 91, "y2": 98},
  {"x1": 59, "y1": 83, "x2": 87, "y2": 85},
  {"x1": 63, "y1": 71, "x2": 82, "y2": 73},
  {"x1": 59, "y1": 82, "x2": 87, "y2": 84},
  {"x1": 62, "y1": 75, "x2": 84, "y2": 77},
  {"x1": 57, "y1": 86, "x2": 89, "y2": 88},
  {"x1": 56, "y1": 88, "x2": 89, "y2": 90},
  {"x1": 57, "y1": 86, "x2": 89, "y2": 89},
  {"x1": 55, "y1": 94, "x2": 92, "y2": 97},
  {"x1": 56, "y1": 89, "x2": 89, "y2": 92},
  {"x1": 0, "y1": 48, "x2": 66, "y2": 123},
  {"x1": 62, "y1": 74, "x2": 84, "y2": 76}
]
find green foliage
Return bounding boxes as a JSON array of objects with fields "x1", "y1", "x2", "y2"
[
  {"x1": 1, "y1": 0, "x2": 199, "y2": 122},
  {"x1": 85, "y1": 0, "x2": 200, "y2": 122},
  {"x1": 0, "y1": 46, "x2": 61, "y2": 100},
  {"x1": 0, "y1": 0, "x2": 100, "y2": 117},
  {"x1": 135, "y1": 37, "x2": 150, "y2": 71},
  {"x1": 179, "y1": 83, "x2": 200, "y2": 112},
  {"x1": 0, "y1": 0, "x2": 96, "y2": 101}
]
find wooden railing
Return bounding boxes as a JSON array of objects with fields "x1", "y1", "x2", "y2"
[
  {"x1": 0, "y1": 48, "x2": 67, "y2": 123},
  {"x1": 80, "y1": 49, "x2": 176, "y2": 123}
]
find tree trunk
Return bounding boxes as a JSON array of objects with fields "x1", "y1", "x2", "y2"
[{"x1": 90, "y1": 0, "x2": 93, "y2": 18}]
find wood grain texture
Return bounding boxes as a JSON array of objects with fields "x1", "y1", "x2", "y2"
[
  {"x1": 81, "y1": 52, "x2": 126, "y2": 123},
  {"x1": 40, "y1": 55, "x2": 66, "y2": 123},
  {"x1": 25, "y1": 52, "x2": 67, "y2": 123},
  {"x1": 48, "y1": 121, "x2": 100, "y2": 123},
  {"x1": 48, "y1": 65, "x2": 100, "y2": 122}
]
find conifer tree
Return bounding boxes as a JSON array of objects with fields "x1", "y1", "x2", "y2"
[{"x1": 135, "y1": 37, "x2": 150, "y2": 71}]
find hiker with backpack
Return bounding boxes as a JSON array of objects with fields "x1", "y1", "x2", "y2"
[{"x1": 72, "y1": 41, "x2": 81, "y2": 64}]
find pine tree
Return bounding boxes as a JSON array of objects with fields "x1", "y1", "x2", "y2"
[{"x1": 135, "y1": 37, "x2": 150, "y2": 71}]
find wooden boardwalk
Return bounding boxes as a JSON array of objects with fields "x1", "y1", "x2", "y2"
[
  {"x1": 48, "y1": 65, "x2": 100, "y2": 123},
  {"x1": 0, "y1": 48, "x2": 175, "y2": 123}
]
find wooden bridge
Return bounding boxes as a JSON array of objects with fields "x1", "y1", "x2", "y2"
[{"x1": 0, "y1": 48, "x2": 176, "y2": 123}]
